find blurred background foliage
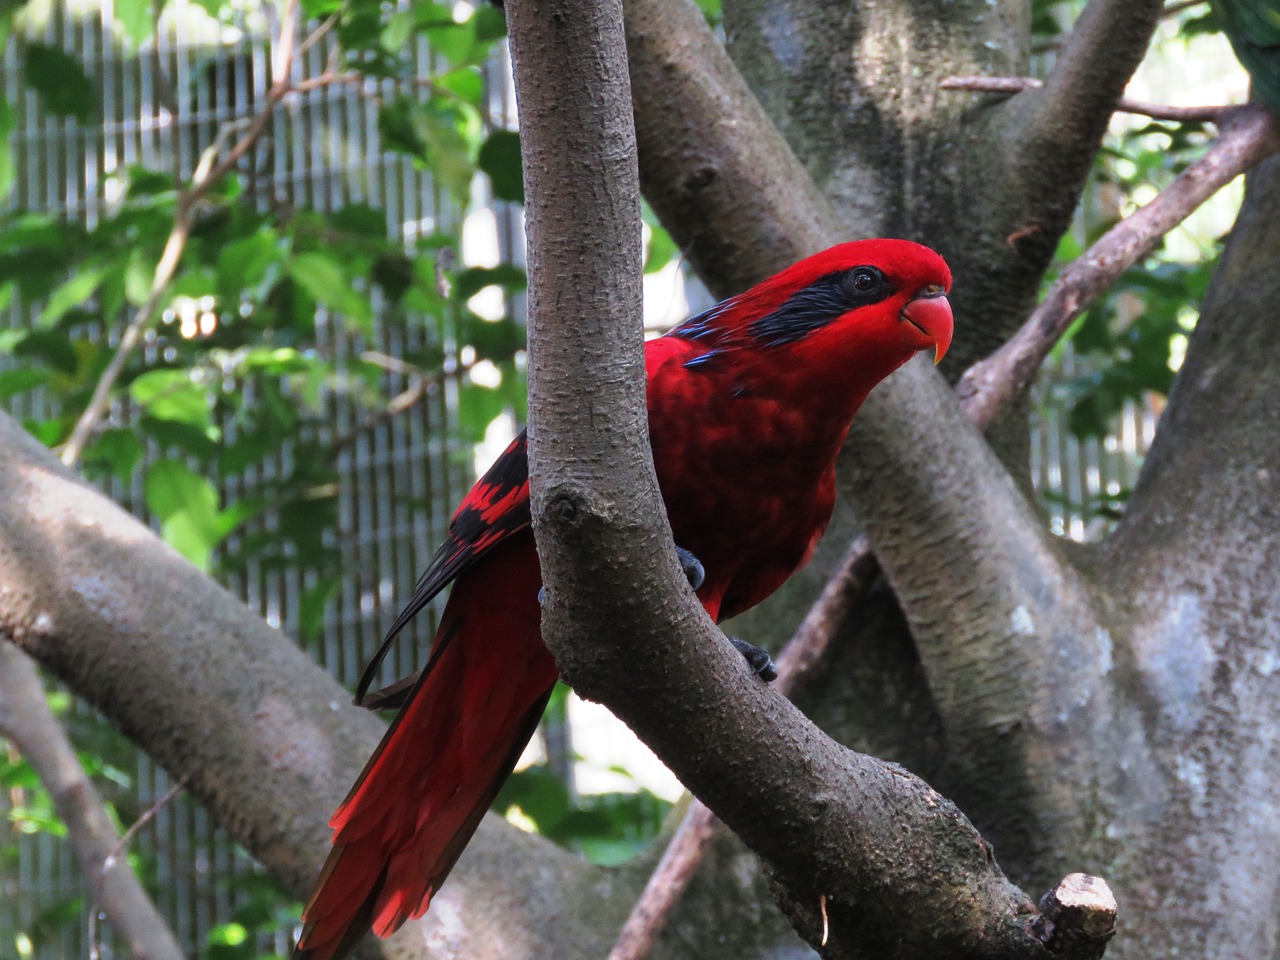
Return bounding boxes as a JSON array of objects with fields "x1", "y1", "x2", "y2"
[{"x1": 0, "y1": 0, "x2": 1251, "y2": 955}]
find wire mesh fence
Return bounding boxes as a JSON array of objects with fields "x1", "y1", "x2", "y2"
[{"x1": 1, "y1": 6, "x2": 1157, "y2": 958}]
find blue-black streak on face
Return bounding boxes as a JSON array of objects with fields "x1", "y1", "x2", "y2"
[{"x1": 747, "y1": 267, "x2": 895, "y2": 347}]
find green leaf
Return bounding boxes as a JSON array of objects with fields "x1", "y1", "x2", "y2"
[
  {"x1": 377, "y1": 96, "x2": 430, "y2": 162},
  {"x1": 22, "y1": 43, "x2": 96, "y2": 120},
  {"x1": 113, "y1": 0, "x2": 154, "y2": 48},
  {"x1": 289, "y1": 252, "x2": 374, "y2": 332},
  {"x1": 434, "y1": 66, "x2": 484, "y2": 107},
  {"x1": 644, "y1": 221, "x2": 678, "y2": 274},
  {"x1": 82, "y1": 428, "x2": 144, "y2": 484},
  {"x1": 129, "y1": 369, "x2": 214, "y2": 434},
  {"x1": 472, "y1": 4, "x2": 507, "y2": 42},
  {"x1": 126, "y1": 166, "x2": 178, "y2": 197},
  {"x1": 494, "y1": 767, "x2": 571, "y2": 831},
  {"x1": 477, "y1": 130, "x2": 523, "y2": 204},
  {"x1": 461, "y1": 312, "x2": 524, "y2": 362},
  {"x1": 14, "y1": 330, "x2": 79, "y2": 374},
  {"x1": 457, "y1": 381, "x2": 506, "y2": 441},
  {"x1": 453, "y1": 264, "x2": 527, "y2": 301},
  {"x1": 216, "y1": 228, "x2": 284, "y2": 302},
  {"x1": 144, "y1": 459, "x2": 222, "y2": 569},
  {"x1": 38, "y1": 264, "x2": 110, "y2": 327},
  {"x1": 380, "y1": 8, "x2": 414, "y2": 51},
  {"x1": 328, "y1": 203, "x2": 389, "y2": 240},
  {"x1": 300, "y1": 0, "x2": 341, "y2": 16},
  {"x1": 0, "y1": 367, "x2": 49, "y2": 400}
]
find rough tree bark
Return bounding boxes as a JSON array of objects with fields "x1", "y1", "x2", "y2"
[{"x1": 3, "y1": 0, "x2": 1278, "y2": 957}]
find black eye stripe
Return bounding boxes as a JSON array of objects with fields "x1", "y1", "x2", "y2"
[{"x1": 747, "y1": 267, "x2": 894, "y2": 346}]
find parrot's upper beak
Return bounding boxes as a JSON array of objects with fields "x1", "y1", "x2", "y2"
[{"x1": 901, "y1": 287, "x2": 953, "y2": 365}]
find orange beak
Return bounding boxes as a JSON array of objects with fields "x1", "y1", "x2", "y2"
[{"x1": 901, "y1": 291, "x2": 953, "y2": 365}]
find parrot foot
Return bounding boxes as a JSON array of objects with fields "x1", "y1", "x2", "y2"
[
  {"x1": 728, "y1": 636, "x2": 778, "y2": 682},
  {"x1": 674, "y1": 546, "x2": 706, "y2": 590}
]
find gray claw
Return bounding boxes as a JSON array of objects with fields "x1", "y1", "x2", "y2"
[
  {"x1": 729, "y1": 636, "x2": 778, "y2": 682},
  {"x1": 675, "y1": 546, "x2": 706, "y2": 591}
]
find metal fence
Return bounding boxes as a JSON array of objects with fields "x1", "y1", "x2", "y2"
[
  {"x1": 1, "y1": 1, "x2": 522, "y2": 954},
  {"x1": 0, "y1": 6, "x2": 1155, "y2": 958}
]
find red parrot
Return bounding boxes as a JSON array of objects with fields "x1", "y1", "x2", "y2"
[{"x1": 294, "y1": 239, "x2": 953, "y2": 960}]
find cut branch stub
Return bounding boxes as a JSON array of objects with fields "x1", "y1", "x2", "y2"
[{"x1": 1028, "y1": 874, "x2": 1117, "y2": 959}]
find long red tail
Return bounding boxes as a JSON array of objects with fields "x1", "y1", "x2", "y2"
[{"x1": 295, "y1": 537, "x2": 557, "y2": 960}]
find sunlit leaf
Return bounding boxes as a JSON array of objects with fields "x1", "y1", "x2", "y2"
[{"x1": 288, "y1": 252, "x2": 374, "y2": 332}]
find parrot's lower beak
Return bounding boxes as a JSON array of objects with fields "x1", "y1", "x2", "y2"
[{"x1": 901, "y1": 290, "x2": 953, "y2": 365}]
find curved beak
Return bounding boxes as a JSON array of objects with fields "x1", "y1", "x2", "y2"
[{"x1": 901, "y1": 290, "x2": 953, "y2": 365}]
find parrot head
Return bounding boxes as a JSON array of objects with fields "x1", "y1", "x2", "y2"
[{"x1": 744, "y1": 238, "x2": 953, "y2": 366}]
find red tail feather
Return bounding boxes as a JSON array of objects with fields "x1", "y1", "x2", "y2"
[{"x1": 295, "y1": 536, "x2": 557, "y2": 960}]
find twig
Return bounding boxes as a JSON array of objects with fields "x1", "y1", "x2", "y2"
[
  {"x1": 609, "y1": 103, "x2": 1280, "y2": 960},
  {"x1": 60, "y1": 0, "x2": 304, "y2": 466},
  {"x1": 0, "y1": 645, "x2": 184, "y2": 960},
  {"x1": 773, "y1": 534, "x2": 879, "y2": 699},
  {"x1": 60, "y1": 216, "x2": 192, "y2": 467},
  {"x1": 327, "y1": 375, "x2": 440, "y2": 457},
  {"x1": 957, "y1": 103, "x2": 1280, "y2": 432},
  {"x1": 104, "y1": 776, "x2": 189, "y2": 872},
  {"x1": 295, "y1": 9, "x2": 340, "y2": 60},
  {"x1": 89, "y1": 776, "x2": 189, "y2": 960},
  {"x1": 326, "y1": 354, "x2": 475, "y2": 458},
  {"x1": 941, "y1": 75, "x2": 1230, "y2": 123}
]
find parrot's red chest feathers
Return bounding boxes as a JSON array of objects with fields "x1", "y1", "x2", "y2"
[
  {"x1": 294, "y1": 239, "x2": 953, "y2": 960},
  {"x1": 645, "y1": 239, "x2": 952, "y2": 619}
]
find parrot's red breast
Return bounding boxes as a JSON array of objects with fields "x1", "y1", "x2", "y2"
[{"x1": 294, "y1": 239, "x2": 953, "y2": 960}]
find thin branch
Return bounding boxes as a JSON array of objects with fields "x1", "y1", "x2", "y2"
[
  {"x1": 957, "y1": 103, "x2": 1280, "y2": 432},
  {"x1": 607, "y1": 802, "x2": 718, "y2": 960},
  {"x1": 60, "y1": 216, "x2": 192, "y2": 467},
  {"x1": 88, "y1": 776, "x2": 189, "y2": 960},
  {"x1": 0, "y1": 645, "x2": 184, "y2": 960},
  {"x1": 105, "y1": 776, "x2": 189, "y2": 870},
  {"x1": 295, "y1": 8, "x2": 340, "y2": 61},
  {"x1": 941, "y1": 76, "x2": 1230, "y2": 123},
  {"x1": 60, "y1": 0, "x2": 303, "y2": 466},
  {"x1": 327, "y1": 375, "x2": 438, "y2": 457}
]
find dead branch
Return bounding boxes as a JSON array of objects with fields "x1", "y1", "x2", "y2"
[
  {"x1": 88, "y1": 777, "x2": 189, "y2": 960},
  {"x1": 941, "y1": 75, "x2": 1230, "y2": 123}
]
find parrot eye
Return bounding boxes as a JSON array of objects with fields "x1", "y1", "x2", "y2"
[{"x1": 847, "y1": 267, "x2": 885, "y2": 296}]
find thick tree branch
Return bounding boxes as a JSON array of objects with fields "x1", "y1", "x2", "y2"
[
  {"x1": 608, "y1": 537, "x2": 880, "y2": 960},
  {"x1": 0, "y1": 644, "x2": 184, "y2": 960},
  {"x1": 511, "y1": 0, "x2": 1108, "y2": 957},
  {"x1": 623, "y1": 0, "x2": 841, "y2": 297},
  {"x1": 622, "y1": 0, "x2": 1102, "y2": 881},
  {"x1": 0, "y1": 413, "x2": 621, "y2": 960},
  {"x1": 1015, "y1": 0, "x2": 1165, "y2": 176}
]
